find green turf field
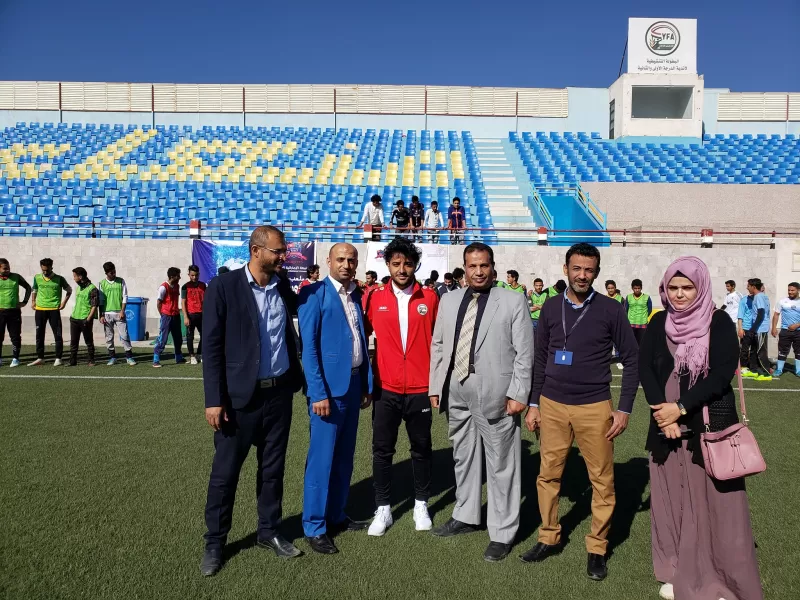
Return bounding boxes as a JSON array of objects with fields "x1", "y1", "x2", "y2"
[{"x1": 2, "y1": 347, "x2": 799, "y2": 600}]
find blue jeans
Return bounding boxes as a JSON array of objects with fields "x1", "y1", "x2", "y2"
[{"x1": 153, "y1": 314, "x2": 182, "y2": 358}]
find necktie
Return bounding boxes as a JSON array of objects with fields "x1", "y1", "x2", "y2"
[{"x1": 454, "y1": 293, "x2": 480, "y2": 383}]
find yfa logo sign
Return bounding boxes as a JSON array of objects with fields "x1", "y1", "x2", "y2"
[{"x1": 646, "y1": 21, "x2": 680, "y2": 56}]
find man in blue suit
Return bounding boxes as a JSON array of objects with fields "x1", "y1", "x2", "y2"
[
  {"x1": 298, "y1": 242, "x2": 373, "y2": 554},
  {"x1": 200, "y1": 225, "x2": 305, "y2": 576}
]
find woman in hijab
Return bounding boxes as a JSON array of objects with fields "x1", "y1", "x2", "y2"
[{"x1": 639, "y1": 256, "x2": 763, "y2": 600}]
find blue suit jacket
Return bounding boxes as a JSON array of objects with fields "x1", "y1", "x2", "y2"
[
  {"x1": 298, "y1": 278, "x2": 373, "y2": 402},
  {"x1": 202, "y1": 267, "x2": 303, "y2": 409}
]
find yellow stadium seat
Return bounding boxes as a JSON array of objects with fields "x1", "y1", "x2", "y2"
[
  {"x1": 333, "y1": 175, "x2": 345, "y2": 185},
  {"x1": 210, "y1": 172, "x2": 222, "y2": 183},
  {"x1": 61, "y1": 170, "x2": 75, "y2": 180},
  {"x1": 192, "y1": 173, "x2": 205, "y2": 182},
  {"x1": 176, "y1": 172, "x2": 186, "y2": 182},
  {"x1": 167, "y1": 164, "x2": 178, "y2": 175},
  {"x1": 264, "y1": 174, "x2": 275, "y2": 184},
  {"x1": 140, "y1": 171, "x2": 152, "y2": 181},
  {"x1": 157, "y1": 171, "x2": 169, "y2": 182},
  {"x1": 245, "y1": 174, "x2": 257, "y2": 184},
  {"x1": 117, "y1": 171, "x2": 128, "y2": 182},
  {"x1": 126, "y1": 164, "x2": 138, "y2": 174}
]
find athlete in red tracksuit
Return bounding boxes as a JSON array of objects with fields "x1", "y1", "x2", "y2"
[{"x1": 364, "y1": 237, "x2": 439, "y2": 535}]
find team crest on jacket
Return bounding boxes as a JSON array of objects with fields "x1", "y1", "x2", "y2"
[{"x1": 417, "y1": 304, "x2": 428, "y2": 315}]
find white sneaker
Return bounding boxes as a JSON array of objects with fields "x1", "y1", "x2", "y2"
[
  {"x1": 190, "y1": 356, "x2": 198, "y2": 365},
  {"x1": 413, "y1": 500, "x2": 432, "y2": 531},
  {"x1": 28, "y1": 358, "x2": 44, "y2": 366},
  {"x1": 368, "y1": 505, "x2": 393, "y2": 537},
  {"x1": 53, "y1": 359, "x2": 63, "y2": 367},
  {"x1": 10, "y1": 359, "x2": 20, "y2": 368},
  {"x1": 659, "y1": 583, "x2": 675, "y2": 600}
]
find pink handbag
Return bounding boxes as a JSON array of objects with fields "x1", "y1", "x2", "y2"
[{"x1": 700, "y1": 368, "x2": 766, "y2": 480}]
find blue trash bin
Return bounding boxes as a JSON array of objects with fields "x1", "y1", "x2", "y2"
[{"x1": 125, "y1": 297, "x2": 149, "y2": 342}]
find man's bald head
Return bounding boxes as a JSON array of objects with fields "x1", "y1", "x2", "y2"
[
  {"x1": 328, "y1": 242, "x2": 358, "y2": 259},
  {"x1": 327, "y1": 243, "x2": 358, "y2": 285},
  {"x1": 249, "y1": 226, "x2": 284, "y2": 255}
]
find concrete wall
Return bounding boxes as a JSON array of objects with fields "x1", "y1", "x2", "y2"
[
  {"x1": 582, "y1": 182, "x2": 800, "y2": 232},
  {"x1": 3, "y1": 237, "x2": 795, "y2": 352}
]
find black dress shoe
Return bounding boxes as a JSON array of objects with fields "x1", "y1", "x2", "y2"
[
  {"x1": 329, "y1": 517, "x2": 369, "y2": 533},
  {"x1": 200, "y1": 547, "x2": 223, "y2": 577},
  {"x1": 519, "y1": 542, "x2": 563, "y2": 563},
  {"x1": 306, "y1": 534, "x2": 339, "y2": 554},
  {"x1": 431, "y1": 518, "x2": 481, "y2": 537},
  {"x1": 483, "y1": 541, "x2": 513, "y2": 562},
  {"x1": 587, "y1": 553, "x2": 608, "y2": 581},
  {"x1": 257, "y1": 534, "x2": 303, "y2": 559}
]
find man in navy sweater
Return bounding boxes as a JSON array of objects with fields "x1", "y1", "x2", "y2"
[{"x1": 520, "y1": 243, "x2": 639, "y2": 581}]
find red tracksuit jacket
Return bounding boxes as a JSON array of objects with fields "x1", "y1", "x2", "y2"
[{"x1": 365, "y1": 281, "x2": 439, "y2": 395}]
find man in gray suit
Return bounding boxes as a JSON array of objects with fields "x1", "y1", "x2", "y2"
[{"x1": 429, "y1": 242, "x2": 534, "y2": 562}]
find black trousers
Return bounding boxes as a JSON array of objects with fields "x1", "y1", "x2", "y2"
[
  {"x1": 740, "y1": 330, "x2": 754, "y2": 368},
  {"x1": 69, "y1": 318, "x2": 95, "y2": 365},
  {"x1": 35, "y1": 310, "x2": 63, "y2": 359},
  {"x1": 748, "y1": 332, "x2": 771, "y2": 375},
  {"x1": 204, "y1": 385, "x2": 293, "y2": 550},
  {"x1": 0, "y1": 308, "x2": 22, "y2": 360},
  {"x1": 372, "y1": 389, "x2": 432, "y2": 505},
  {"x1": 186, "y1": 312, "x2": 202, "y2": 355},
  {"x1": 631, "y1": 326, "x2": 647, "y2": 347},
  {"x1": 777, "y1": 329, "x2": 799, "y2": 361}
]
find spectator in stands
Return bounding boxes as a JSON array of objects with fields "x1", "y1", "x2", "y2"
[
  {"x1": 29, "y1": 257, "x2": 72, "y2": 367},
  {"x1": 640, "y1": 256, "x2": 763, "y2": 600},
  {"x1": 153, "y1": 267, "x2": 185, "y2": 368},
  {"x1": 182, "y1": 265, "x2": 207, "y2": 365},
  {"x1": 0, "y1": 258, "x2": 31, "y2": 368},
  {"x1": 528, "y1": 278, "x2": 547, "y2": 333},
  {"x1": 424, "y1": 200, "x2": 445, "y2": 243},
  {"x1": 723, "y1": 280, "x2": 743, "y2": 324},
  {"x1": 605, "y1": 280, "x2": 624, "y2": 304},
  {"x1": 390, "y1": 200, "x2": 411, "y2": 237},
  {"x1": 452, "y1": 268, "x2": 465, "y2": 288},
  {"x1": 771, "y1": 282, "x2": 800, "y2": 378},
  {"x1": 436, "y1": 272, "x2": 459, "y2": 297},
  {"x1": 364, "y1": 237, "x2": 438, "y2": 537},
  {"x1": 68, "y1": 267, "x2": 99, "y2": 367},
  {"x1": 99, "y1": 262, "x2": 135, "y2": 366},
  {"x1": 409, "y1": 196, "x2": 424, "y2": 242},
  {"x1": 745, "y1": 278, "x2": 772, "y2": 381},
  {"x1": 448, "y1": 197, "x2": 467, "y2": 245},
  {"x1": 359, "y1": 194, "x2": 385, "y2": 241},
  {"x1": 625, "y1": 279, "x2": 652, "y2": 347},
  {"x1": 299, "y1": 264, "x2": 320, "y2": 290}
]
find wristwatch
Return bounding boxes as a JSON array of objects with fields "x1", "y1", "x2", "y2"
[{"x1": 677, "y1": 402, "x2": 687, "y2": 416}]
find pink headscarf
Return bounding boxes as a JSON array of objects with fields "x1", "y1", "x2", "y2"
[{"x1": 659, "y1": 256, "x2": 716, "y2": 388}]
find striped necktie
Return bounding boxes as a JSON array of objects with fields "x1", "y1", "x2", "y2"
[{"x1": 453, "y1": 292, "x2": 480, "y2": 383}]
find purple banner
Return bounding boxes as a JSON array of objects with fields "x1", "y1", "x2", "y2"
[{"x1": 191, "y1": 240, "x2": 316, "y2": 293}]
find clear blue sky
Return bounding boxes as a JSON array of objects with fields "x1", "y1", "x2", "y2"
[{"x1": 0, "y1": 0, "x2": 797, "y2": 91}]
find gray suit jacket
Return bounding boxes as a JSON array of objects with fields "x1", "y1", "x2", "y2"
[{"x1": 429, "y1": 286, "x2": 534, "y2": 420}]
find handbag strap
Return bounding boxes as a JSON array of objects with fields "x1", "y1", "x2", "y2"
[{"x1": 702, "y1": 367, "x2": 749, "y2": 431}]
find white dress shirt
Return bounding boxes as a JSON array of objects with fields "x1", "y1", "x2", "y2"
[
  {"x1": 360, "y1": 203, "x2": 385, "y2": 226},
  {"x1": 328, "y1": 275, "x2": 363, "y2": 368},
  {"x1": 392, "y1": 281, "x2": 414, "y2": 352},
  {"x1": 423, "y1": 208, "x2": 444, "y2": 229}
]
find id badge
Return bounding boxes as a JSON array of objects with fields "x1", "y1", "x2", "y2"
[{"x1": 554, "y1": 350, "x2": 573, "y2": 366}]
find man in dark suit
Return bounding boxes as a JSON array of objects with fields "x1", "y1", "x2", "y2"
[
  {"x1": 200, "y1": 225, "x2": 304, "y2": 577},
  {"x1": 298, "y1": 243, "x2": 373, "y2": 554}
]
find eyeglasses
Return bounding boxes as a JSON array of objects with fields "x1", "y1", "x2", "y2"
[{"x1": 253, "y1": 244, "x2": 288, "y2": 257}]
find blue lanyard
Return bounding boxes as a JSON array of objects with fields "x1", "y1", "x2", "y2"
[{"x1": 561, "y1": 295, "x2": 591, "y2": 350}]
